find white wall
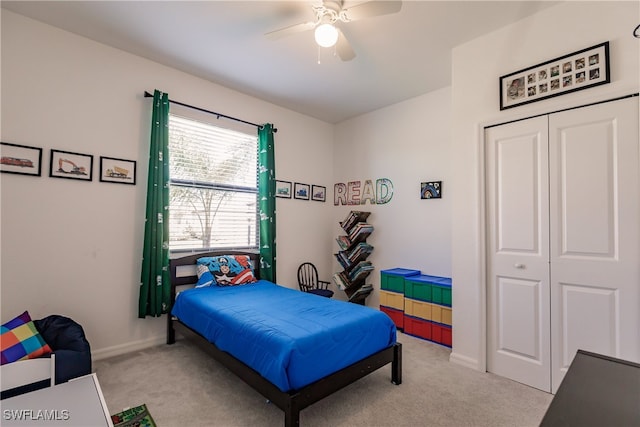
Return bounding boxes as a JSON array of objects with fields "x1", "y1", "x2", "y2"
[
  {"x1": 333, "y1": 87, "x2": 452, "y2": 307},
  {"x1": 0, "y1": 10, "x2": 334, "y2": 359},
  {"x1": 450, "y1": 1, "x2": 640, "y2": 370}
]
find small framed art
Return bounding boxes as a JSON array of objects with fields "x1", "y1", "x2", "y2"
[
  {"x1": 0, "y1": 142, "x2": 43, "y2": 176},
  {"x1": 421, "y1": 181, "x2": 442, "y2": 199},
  {"x1": 100, "y1": 156, "x2": 136, "y2": 185},
  {"x1": 294, "y1": 182, "x2": 310, "y2": 200},
  {"x1": 500, "y1": 41, "x2": 610, "y2": 110},
  {"x1": 275, "y1": 180, "x2": 292, "y2": 198},
  {"x1": 50, "y1": 149, "x2": 93, "y2": 181},
  {"x1": 311, "y1": 185, "x2": 326, "y2": 202}
]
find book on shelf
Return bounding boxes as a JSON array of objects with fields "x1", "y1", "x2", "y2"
[
  {"x1": 340, "y1": 211, "x2": 371, "y2": 233},
  {"x1": 347, "y1": 223, "x2": 374, "y2": 243},
  {"x1": 348, "y1": 284, "x2": 373, "y2": 302},
  {"x1": 332, "y1": 272, "x2": 349, "y2": 290},
  {"x1": 335, "y1": 252, "x2": 352, "y2": 271},
  {"x1": 348, "y1": 261, "x2": 374, "y2": 282},
  {"x1": 336, "y1": 235, "x2": 351, "y2": 251},
  {"x1": 332, "y1": 271, "x2": 359, "y2": 290},
  {"x1": 347, "y1": 242, "x2": 373, "y2": 262}
]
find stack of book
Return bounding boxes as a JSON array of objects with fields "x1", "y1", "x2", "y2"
[
  {"x1": 348, "y1": 222, "x2": 374, "y2": 244},
  {"x1": 336, "y1": 235, "x2": 352, "y2": 251},
  {"x1": 340, "y1": 211, "x2": 371, "y2": 232},
  {"x1": 347, "y1": 242, "x2": 373, "y2": 263},
  {"x1": 348, "y1": 261, "x2": 374, "y2": 282},
  {"x1": 332, "y1": 271, "x2": 350, "y2": 290},
  {"x1": 348, "y1": 284, "x2": 373, "y2": 302}
]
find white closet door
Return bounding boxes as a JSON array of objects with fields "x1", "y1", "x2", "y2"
[
  {"x1": 548, "y1": 97, "x2": 640, "y2": 393},
  {"x1": 486, "y1": 116, "x2": 551, "y2": 392}
]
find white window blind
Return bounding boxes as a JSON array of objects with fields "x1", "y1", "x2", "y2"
[{"x1": 168, "y1": 114, "x2": 259, "y2": 251}]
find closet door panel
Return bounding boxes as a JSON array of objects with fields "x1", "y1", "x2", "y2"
[
  {"x1": 486, "y1": 116, "x2": 551, "y2": 392},
  {"x1": 549, "y1": 97, "x2": 639, "y2": 393}
]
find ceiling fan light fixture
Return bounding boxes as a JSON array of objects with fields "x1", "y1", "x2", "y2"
[{"x1": 314, "y1": 23, "x2": 338, "y2": 48}]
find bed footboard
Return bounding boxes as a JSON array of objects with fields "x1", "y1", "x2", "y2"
[{"x1": 172, "y1": 318, "x2": 402, "y2": 427}]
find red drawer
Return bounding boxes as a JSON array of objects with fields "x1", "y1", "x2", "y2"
[
  {"x1": 380, "y1": 305, "x2": 404, "y2": 330},
  {"x1": 403, "y1": 315, "x2": 431, "y2": 340}
]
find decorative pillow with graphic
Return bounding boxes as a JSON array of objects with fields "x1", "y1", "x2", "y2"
[
  {"x1": 1, "y1": 311, "x2": 52, "y2": 365},
  {"x1": 196, "y1": 255, "x2": 257, "y2": 286}
]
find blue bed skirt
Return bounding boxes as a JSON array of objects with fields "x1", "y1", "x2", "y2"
[{"x1": 171, "y1": 280, "x2": 397, "y2": 392}]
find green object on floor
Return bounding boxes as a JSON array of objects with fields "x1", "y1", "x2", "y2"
[{"x1": 111, "y1": 404, "x2": 157, "y2": 427}]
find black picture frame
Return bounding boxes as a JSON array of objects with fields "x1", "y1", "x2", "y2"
[
  {"x1": 311, "y1": 185, "x2": 326, "y2": 202},
  {"x1": 294, "y1": 182, "x2": 310, "y2": 200},
  {"x1": 0, "y1": 142, "x2": 43, "y2": 176},
  {"x1": 99, "y1": 156, "x2": 136, "y2": 185},
  {"x1": 50, "y1": 149, "x2": 93, "y2": 181},
  {"x1": 275, "y1": 180, "x2": 292, "y2": 198},
  {"x1": 500, "y1": 42, "x2": 610, "y2": 110},
  {"x1": 421, "y1": 181, "x2": 442, "y2": 199}
]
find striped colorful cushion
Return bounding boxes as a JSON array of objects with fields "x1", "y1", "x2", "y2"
[{"x1": 1, "y1": 311, "x2": 52, "y2": 365}]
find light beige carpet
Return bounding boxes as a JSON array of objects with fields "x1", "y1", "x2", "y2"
[{"x1": 94, "y1": 332, "x2": 552, "y2": 426}]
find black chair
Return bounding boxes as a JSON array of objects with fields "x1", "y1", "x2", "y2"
[
  {"x1": 297, "y1": 262, "x2": 334, "y2": 298},
  {"x1": 35, "y1": 315, "x2": 91, "y2": 385}
]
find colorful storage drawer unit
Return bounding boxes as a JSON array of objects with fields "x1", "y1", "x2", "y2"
[
  {"x1": 380, "y1": 305, "x2": 404, "y2": 330},
  {"x1": 404, "y1": 274, "x2": 452, "y2": 306},
  {"x1": 380, "y1": 268, "x2": 421, "y2": 293},
  {"x1": 379, "y1": 290, "x2": 404, "y2": 311}
]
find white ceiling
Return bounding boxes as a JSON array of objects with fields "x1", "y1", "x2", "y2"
[{"x1": 2, "y1": 1, "x2": 560, "y2": 123}]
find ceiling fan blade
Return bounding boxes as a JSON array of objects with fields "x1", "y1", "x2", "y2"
[
  {"x1": 335, "y1": 28, "x2": 356, "y2": 61},
  {"x1": 342, "y1": 1, "x2": 402, "y2": 22},
  {"x1": 265, "y1": 21, "x2": 317, "y2": 40}
]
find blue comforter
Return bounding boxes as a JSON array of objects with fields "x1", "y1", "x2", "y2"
[{"x1": 171, "y1": 280, "x2": 396, "y2": 392}]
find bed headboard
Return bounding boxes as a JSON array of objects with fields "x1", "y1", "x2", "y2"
[
  {"x1": 167, "y1": 250, "x2": 260, "y2": 344},
  {"x1": 169, "y1": 250, "x2": 261, "y2": 287}
]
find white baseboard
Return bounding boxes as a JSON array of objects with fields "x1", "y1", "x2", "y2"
[
  {"x1": 449, "y1": 351, "x2": 481, "y2": 371},
  {"x1": 92, "y1": 335, "x2": 166, "y2": 361}
]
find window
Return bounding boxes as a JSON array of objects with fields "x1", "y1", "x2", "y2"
[{"x1": 168, "y1": 114, "x2": 259, "y2": 252}]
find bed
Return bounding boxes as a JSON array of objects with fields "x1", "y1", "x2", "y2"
[{"x1": 167, "y1": 250, "x2": 402, "y2": 426}]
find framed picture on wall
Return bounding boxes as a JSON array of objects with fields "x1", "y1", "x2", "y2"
[
  {"x1": 50, "y1": 149, "x2": 93, "y2": 181},
  {"x1": 311, "y1": 185, "x2": 326, "y2": 202},
  {"x1": 100, "y1": 156, "x2": 136, "y2": 185},
  {"x1": 294, "y1": 182, "x2": 310, "y2": 200},
  {"x1": 500, "y1": 41, "x2": 610, "y2": 110},
  {"x1": 0, "y1": 142, "x2": 43, "y2": 176},
  {"x1": 275, "y1": 180, "x2": 292, "y2": 198},
  {"x1": 421, "y1": 181, "x2": 442, "y2": 199}
]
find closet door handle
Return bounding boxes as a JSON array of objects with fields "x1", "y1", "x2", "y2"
[{"x1": 514, "y1": 263, "x2": 525, "y2": 269}]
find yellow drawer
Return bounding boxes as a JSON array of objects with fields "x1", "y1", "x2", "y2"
[
  {"x1": 404, "y1": 298, "x2": 431, "y2": 320},
  {"x1": 379, "y1": 290, "x2": 404, "y2": 311},
  {"x1": 431, "y1": 304, "x2": 452, "y2": 325}
]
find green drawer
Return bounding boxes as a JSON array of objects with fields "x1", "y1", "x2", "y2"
[
  {"x1": 405, "y1": 279, "x2": 432, "y2": 302},
  {"x1": 380, "y1": 268, "x2": 421, "y2": 293}
]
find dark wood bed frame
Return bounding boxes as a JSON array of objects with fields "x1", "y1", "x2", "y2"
[{"x1": 167, "y1": 250, "x2": 402, "y2": 427}]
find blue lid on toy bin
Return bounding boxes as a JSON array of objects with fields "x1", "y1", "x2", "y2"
[{"x1": 381, "y1": 268, "x2": 421, "y2": 277}]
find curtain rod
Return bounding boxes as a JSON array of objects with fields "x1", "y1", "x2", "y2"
[{"x1": 144, "y1": 91, "x2": 277, "y2": 133}]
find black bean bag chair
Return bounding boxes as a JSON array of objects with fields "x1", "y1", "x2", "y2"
[{"x1": 34, "y1": 315, "x2": 91, "y2": 384}]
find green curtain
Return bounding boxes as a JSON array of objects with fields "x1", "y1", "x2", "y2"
[
  {"x1": 258, "y1": 124, "x2": 276, "y2": 282},
  {"x1": 139, "y1": 90, "x2": 171, "y2": 318}
]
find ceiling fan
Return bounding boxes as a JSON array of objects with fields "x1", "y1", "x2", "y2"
[{"x1": 265, "y1": 1, "x2": 403, "y2": 61}]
